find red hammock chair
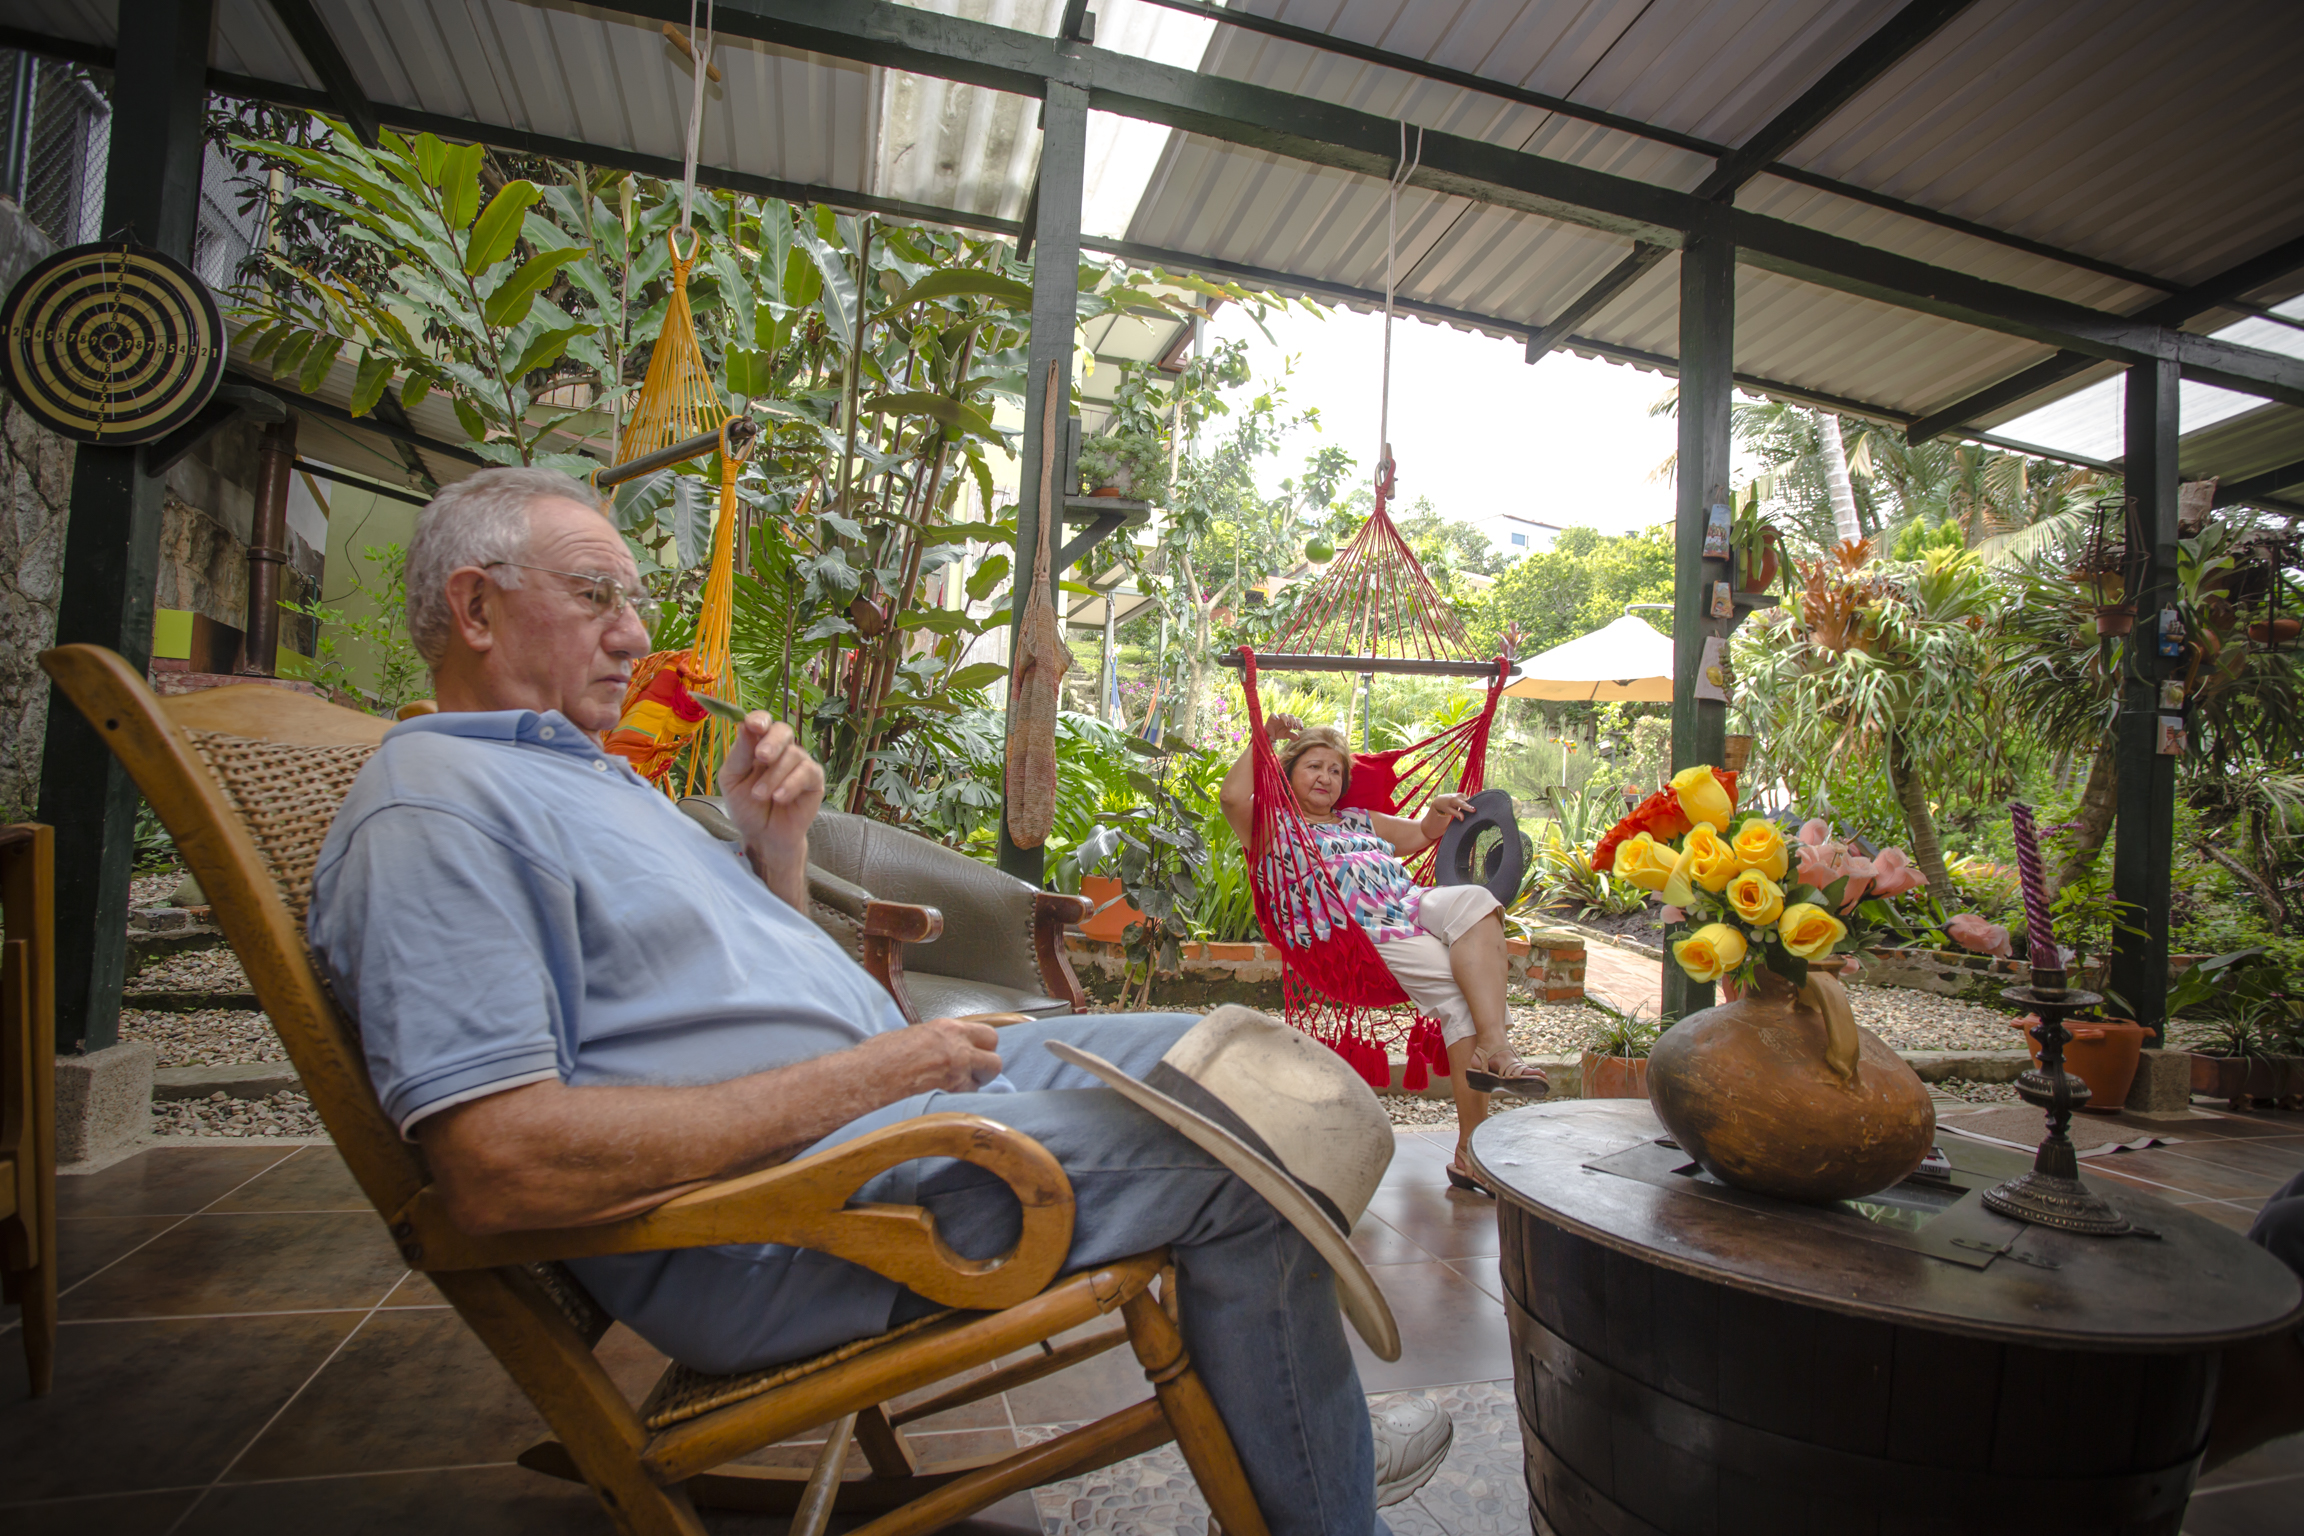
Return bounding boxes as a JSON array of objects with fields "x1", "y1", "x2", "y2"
[{"x1": 1235, "y1": 642, "x2": 1512, "y2": 1092}]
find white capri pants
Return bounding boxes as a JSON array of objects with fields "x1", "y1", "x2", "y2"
[{"x1": 1372, "y1": 883, "x2": 1505, "y2": 1047}]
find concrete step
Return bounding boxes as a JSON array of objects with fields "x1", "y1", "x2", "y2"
[{"x1": 153, "y1": 1063, "x2": 301, "y2": 1101}]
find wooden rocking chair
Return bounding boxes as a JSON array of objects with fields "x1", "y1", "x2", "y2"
[
  {"x1": 39, "y1": 644, "x2": 1270, "y2": 1536},
  {"x1": 1, "y1": 822, "x2": 56, "y2": 1397}
]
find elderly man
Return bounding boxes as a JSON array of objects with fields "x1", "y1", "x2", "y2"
[{"x1": 307, "y1": 467, "x2": 1449, "y2": 1534}]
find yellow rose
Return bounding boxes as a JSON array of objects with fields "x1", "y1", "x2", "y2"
[
  {"x1": 1685, "y1": 824, "x2": 1740, "y2": 894},
  {"x1": 1613, "y1": 832, "x2": 1675, "y2": 892},
  {"x1": 1672, "y1": 765, "x2": 1733, "y2": 829},
  {"x1": 1673, "y1": 922, "x2": 1748, "y2": 984},
  {"x1": 1724, "y1": 867, "x2": 1785, "y2": 926},
  {"x1": 1778, "y1": 902, "x2": 1849, "y2": 960},
  {"x1": 1731, "y1": 819, "x2": 1789, "y2": 880}
]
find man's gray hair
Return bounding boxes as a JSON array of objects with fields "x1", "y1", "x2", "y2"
[{"x1": 405, "y1": 467, "x2": 608, "y2": 666}]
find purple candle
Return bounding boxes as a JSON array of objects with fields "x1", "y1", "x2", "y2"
[{"x1": 2009, "y1": 801, "x2": 2059, "y2": 975}]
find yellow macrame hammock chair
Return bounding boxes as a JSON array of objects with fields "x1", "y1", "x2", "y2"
[{"x1": 602, "y1": 228, "x2": 750, "y2": 795}]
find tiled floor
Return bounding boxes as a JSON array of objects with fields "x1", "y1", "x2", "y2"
[{"x1": 3, "y1": 1111, "x2": 2297, "y2": 1535}]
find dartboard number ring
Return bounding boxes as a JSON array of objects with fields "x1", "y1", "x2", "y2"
[{"x1": 0, "y1": 241, "x2": 224, "y2": 446}]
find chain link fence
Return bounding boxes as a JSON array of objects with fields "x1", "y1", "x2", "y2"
[{"x1": 1, "y1": 50, "x2": 267, "y2": 289}]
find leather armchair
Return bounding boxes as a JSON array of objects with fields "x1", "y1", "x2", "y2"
[{"x1": 679, "y1": 798, "x2": 1091, "y2": 1023}]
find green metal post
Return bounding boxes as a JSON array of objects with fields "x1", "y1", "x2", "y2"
[
  {"x1": 1663, "y1": 223, "x2": 1735, "y2": 1022},
  {"x1": 2109, "y1": 357, "x2": 2179, "y2": 1041},
  {"x1": 36, "y1": 0, "x2": 216, "y2": 1053},
  {"x1": 998, "y1": 78, "x2": 1086, "y2": 886}
]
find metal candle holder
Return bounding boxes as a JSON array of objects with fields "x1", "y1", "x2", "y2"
[{"x1": 1982, "y1": 971, "x2": 2148, "y2": 1236}]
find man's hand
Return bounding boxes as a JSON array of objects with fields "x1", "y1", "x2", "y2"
[
  {"x1": 720, "y1": 713, "x2": 825, "y2": 909},
  {"x1": 866, "y1": 1016, "x2": 1005, "y2": 1094}
]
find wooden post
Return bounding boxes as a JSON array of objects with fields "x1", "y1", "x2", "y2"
[
  {"x1": 35, "y1": 0, "x2": 216, "y2": 1053},
  {"x1": 2110, "y1": 358, "x2": 2179, "y2": 1041},
  {"x1": 998, "y1": 79, "x2": 1087, "y2": 887},
  {"x1": 1664, "y1": 224, "x2": 1735, "y2": 1022},
  {"x1": 241, "y1": 418, "x2": 297, "y2": 676}
]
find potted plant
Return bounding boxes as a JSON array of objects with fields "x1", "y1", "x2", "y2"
[
  {"x1": 1730, "y1": 484, "x2": 1782, "y2": 594},
  {"x1": 2167, "y1": 948, "x2": 2304, "y2": 1110},
  {"x1": 1581, "y1": 996, "x2": 1661, "y2": 1099},
  {"x1": 1077, "y1": 428, "x2": 1167, "y2": 500},
  {"x1": 2071, "y1": 495, "x2": 2138, "y2": 636}
]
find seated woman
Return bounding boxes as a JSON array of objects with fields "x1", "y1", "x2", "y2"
[{"x1": 1219, "y1": 712, "x2": 1546, "y2": 1191}]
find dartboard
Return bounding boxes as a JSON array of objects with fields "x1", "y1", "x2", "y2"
[{"x1": 0, "y1": 241, "x2": 224, "y2": 445}]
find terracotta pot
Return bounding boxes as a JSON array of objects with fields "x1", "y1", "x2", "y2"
[
  {"x1": 2095, "y1": 604, "x2": 2136, "y2": 637},
  {"x1": 1089, "y1": 484, "x2": 1124, "y2": 498},
  {"x1": 1735, "y1": 528, "x2": 1780, "y2": 593},
  {"x1": 1579, "y1": 1052, "x2": 1649, "y2": 1099},
  {"x1": 1647, "y1": 970, "x2": 1935, "y2": 1203},
  {"x1": 2188, "y1": 1051, "x2": 2301, "y2": 1111},
  {"x1": 1076, "y1": 875, "x2": 1146, "y2": 943},
  {"x1": 2009, "y1": 1015, "x2": 2147, "y2": 1114},
  {"x1": 2247, "y1": 617, "x2": 2301, "y2": 645}
]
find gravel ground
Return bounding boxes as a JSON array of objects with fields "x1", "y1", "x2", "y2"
[
  {"x1": 152, "y1": 1089, "x2": 325, "y2": 1138},
  {"x1": 130, "y1": 870, "x2": 188, "y2": 908},
  {"x1": 118, "y1": 1008, "x2": 286, "y2": 1067},
  {"x1": 1930, "y1": 1076, "x2": 2022, "y2": 1104},
  {"x1": 130, "y1": 947, "x2": 250, "y2": 993}
]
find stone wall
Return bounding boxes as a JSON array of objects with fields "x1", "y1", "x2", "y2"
[
  {"x1": 0, "y1": 199, "x2": 64, "y2": 816},
  {"x1": 1064, "y1": 931, "x2": 1587, "y2": 1010}
]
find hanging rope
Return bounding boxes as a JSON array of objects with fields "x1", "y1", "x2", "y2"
[
  {"x1": 678, "y1": 0, "x2": 716, "y2": 234},
  {"x1": 1375, "y1": 121, "x2": 1422, "y2": 523}
]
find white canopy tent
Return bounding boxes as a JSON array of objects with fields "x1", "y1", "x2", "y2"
[{"x1": 1503, "y1": 613, "x2": 1676, "y2": 703}]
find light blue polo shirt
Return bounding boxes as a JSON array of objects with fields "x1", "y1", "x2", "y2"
[{"x1": 307, "y1": 708, "x2": 1002, "y2": 1372}]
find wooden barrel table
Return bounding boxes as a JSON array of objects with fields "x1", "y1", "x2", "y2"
[{"x1": 1468, "y1": 1101, "x2": 2302, "y2": 1536}]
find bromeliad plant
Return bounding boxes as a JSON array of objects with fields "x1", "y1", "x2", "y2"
[{"x1": 1592, "y1": 765, "x2": 1931, "y2": 992}]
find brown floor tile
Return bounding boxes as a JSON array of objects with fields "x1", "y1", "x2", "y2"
[
  {"x1": 941, "y1": 1489, "x2": 1046, "y2": 1534},
  {"x1": 0, "y1": 1313, "x2": 361, "y2": 1499},
  {"x1": 2180, "y1": 1470, "x2": 2304, "y2": 1536},
  {"x1": 381, "y1": 1269, "x2": 442, "y2": 1307},
  {"x1": 2184, "y1": 1200, "x2": 2273, "y2": 1235},
  {"x1": 175, "y1": 1463, "x2": 609, "y2": 1535},
  {"x1": 1351, "y1": 1212, "x2": 1439, "y2": 1266},
  {"x1": 228, "y1": 1309, "x2": 548, "y2": 1481},
  {"x1": 2198, "y1": 1428, "x2": 2304, "y2": 1488},
  {"x1": 596, "y1": 1322, "x2": 673, "y2": 1405},
  {"x1": 1350, "y1": 1259, "x2": 1514, "y2": 1394},
  {"x1": 1445, "y1": 1253, "x2": 1507, "y2": 1306},
  {"x1": 0, "y1": 1489, "x2": 201, "y2": 1535},
  {"x1": 1004, "y1": 1324, "x2": 1156, "y2": 1428},
  {"x1": 734, "y1": 1423, "x2": 1017, "y2": 1472},
  {"x1": 206, "y1": 1146, "x2": 376, "y2": 1213},
  {"x1": 2156, "y1": 1136, "x2": 2304, "y2": 1182},
  {"x1": 1361, "y1": 1181, "x2": 1501, "y2": 1261},
  {"x1": 887, "y1": 1358, "x2": 1025, "y2": 1433},
  {"x1": 1380, "y1": 1144, "x2": 1456, "y2": 1189},
  {"x1": 57, "y1": 1147, "x2": 295, "y2": 1218},
  {"x1": 62, "y1": 1212, "x2": 407, "y2": 1320},
  {"x1": 0, "y1": 1216, "x2": 180, "y2": 1327}
]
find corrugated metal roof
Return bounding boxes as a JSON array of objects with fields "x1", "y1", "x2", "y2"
[{"x1": 17, "y1": 0, "x2": 2304, "y2": 499}]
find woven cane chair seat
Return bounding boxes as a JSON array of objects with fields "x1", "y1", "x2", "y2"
[
  {"x1": 637, "y1": 1308, "x2": 959, "y2": 1430},
  {"x1": 181, "y1": 731, "x2": 377, "y2": 927}
]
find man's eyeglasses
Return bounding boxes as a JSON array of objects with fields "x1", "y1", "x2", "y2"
[{"x1": 486, "y1": 563, "x2": 655, "y2": 631}]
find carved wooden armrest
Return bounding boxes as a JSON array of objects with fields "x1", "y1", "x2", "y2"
[
  {"x1": 1032, "y1": 892, "x2": 1093, "y2": 1013},
  {"x1": 391, "y1": 1111, "x2": 1072, "y2": 1311},
  {"x1": 860, "y1": 900, "x2": 943, "y2": 1022}
]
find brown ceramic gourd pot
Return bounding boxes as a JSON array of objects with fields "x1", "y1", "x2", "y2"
[{"x1": 1647, "y1": 968, "x2": 1935, "y2": 1203}]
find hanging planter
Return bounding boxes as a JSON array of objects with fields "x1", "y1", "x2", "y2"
[{"x1": 2071, "y1": 495, "x2": 2143, "y2": 638}]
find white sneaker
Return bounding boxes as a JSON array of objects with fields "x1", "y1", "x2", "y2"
[{"x1": 1370, "y1": 1395, "x2": 1453, "y2": 1507}]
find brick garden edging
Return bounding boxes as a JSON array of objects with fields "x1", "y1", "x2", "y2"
[
  {"x1": 1866, "y1": 946, "x2": 2213, "y2": 1005},
  {"x1": 1064, "y1": 931, "x2": 1587, "y2": 1010}
]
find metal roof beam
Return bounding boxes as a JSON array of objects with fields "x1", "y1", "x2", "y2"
[
  {"x1": 1523, "y1": 242, "x2": 1665, "y2": 363},
  {"x1": 1694, "y1": 0, "x2": 1978, "y2": 199},
  {"x1": 1903, "y1": 232, "x2": 2304, "y2": 443},
  {"x1": 1129, "y1": 0, "x2": 1722, "y2": 158},
  {"x1": 258, "y1": 0, "x2": 379, "y2": 146},
  {"x1": 2212, "y1": 458, "x2": 2304, "y2": 509}
]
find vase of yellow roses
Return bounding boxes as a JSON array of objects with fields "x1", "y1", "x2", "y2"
[{"x1": 1590, "y1": 767, "x2": 1937, "y2": 1203}]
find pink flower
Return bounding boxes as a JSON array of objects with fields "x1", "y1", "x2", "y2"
[
  {"x1": 1798, "y1": 818, "x2": 1833, "y2": 846},
  {"x1": 1838, "y1": 853, "x2": 1877, "y2": 912},
  {"x1": 1796, "y1": 838, "x2": 1850, "y2": 890},
  {"x1": 1869, "y1": 846, "x2": 1927, "y2": 898},
  {"x1": 1946, "y1": 912, "x2": 2011, "y2": 958}
]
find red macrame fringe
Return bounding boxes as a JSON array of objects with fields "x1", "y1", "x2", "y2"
[{"x1": 1243, "y1": 648, "x2": 1509, "y2": 1070}]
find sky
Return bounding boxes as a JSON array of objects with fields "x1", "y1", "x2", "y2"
[{"x1": 1192, "y1": 300, "x2": 1686, "y2": 539}]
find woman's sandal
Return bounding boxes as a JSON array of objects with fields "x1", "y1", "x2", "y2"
[
  {"x1": 1446, "y1": 1153, "x2": 1493, "y2": 1196},
  {"x1": 1463, "y1": 1051, "x2": 1552, "y2": 1099}
]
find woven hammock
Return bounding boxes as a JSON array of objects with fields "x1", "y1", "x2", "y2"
[
  {"x1": 1238, "y1": 648, "x2": 1510, "y2": 1090},
  {"x1": 604, "y1": 230, "x2": 744, "y2": 793},
  {"x1": 1269, "y1": 502, "x2": 1471, "y2": 664}
]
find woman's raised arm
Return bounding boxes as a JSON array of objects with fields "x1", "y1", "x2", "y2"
[{"x1": 1219, "y1": 712, "x2": 1301, "y2": 848}]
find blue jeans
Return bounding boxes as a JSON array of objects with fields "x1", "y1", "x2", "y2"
[{"x1": 572, "y1": 1013, "x2": 1385, "y2": 1536}]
